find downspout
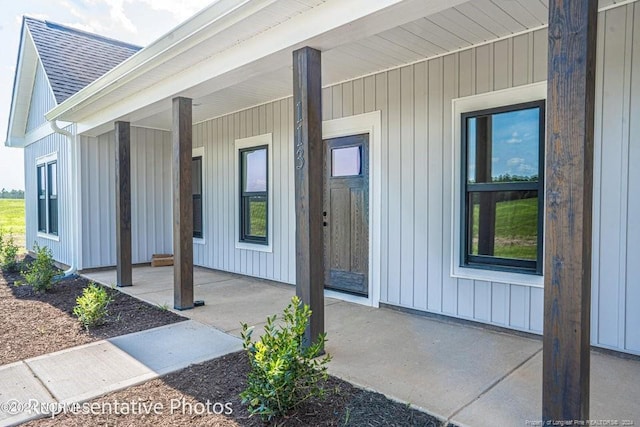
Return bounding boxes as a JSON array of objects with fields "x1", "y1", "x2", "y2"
[{"x1": 50, "y1": 119, "x2": 79, "y2": 280}]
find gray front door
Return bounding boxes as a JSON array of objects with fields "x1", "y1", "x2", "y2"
[{"x1": 323, "y1": 134, "x2": 369, "y2": 296}]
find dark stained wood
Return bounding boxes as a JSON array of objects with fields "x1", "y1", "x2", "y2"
[
  {"x1": 115, "y1": 121, "x2": 132, "y2": 287},
  {"x1": 172, "y1": 97, "x2": 194, "y2": 310},
  {"x1": 293, "y1": 47, "x2": 324, "y2": 349},
  {"x1": 475, "y1": 116, "x2": 495, "y2": 256},
  {"x1": 543, "y1": 0, "x2": 598, "y2": 421},
  {"x1": 324, "y1": 134, "x2": 369, "y2": 296}
]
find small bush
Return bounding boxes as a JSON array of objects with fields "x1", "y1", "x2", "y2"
[
  {"x1": 21, "y1": 243, "x2": 56, "y2": 292},
  {"x1": 240, "y1": 296, "x2": 331, "y2": 421},
  {"x1": 73, "y1": 283, "x2": 112, "y2": 330},
  {"x1": 0, "y1": 233, "x2": 19, "y2": 272}
]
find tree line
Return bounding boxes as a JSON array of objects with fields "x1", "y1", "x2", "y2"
[{"x1": 0, "y1": 189, "x2": 24, "y2": 199}]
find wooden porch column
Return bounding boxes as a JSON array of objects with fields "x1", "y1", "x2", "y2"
[
  {"x1": 172, "y1": 97, "x2": 194, "y2": 310},
  {"x1": 543, "y1": 0, "x2": 598, "y2": 421},
  {"x1": 115, "y1": 121, "x2": 132, "y2": 287},
  {"x1": 293, "y1": 47, "x2": 324, "y2": 349}
]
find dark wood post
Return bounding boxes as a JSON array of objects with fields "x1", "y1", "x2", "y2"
[
  {"x1": 293, "y1": 47, "x2": 324, "y2": 349},
  {"x1": 543, "y1": 0, "x2": 598, "y2": 421},
  {"x1": 115, "y1": 121, "x2": 132, "y2": 287},
  {"x1": 475, "y1": 116, "x2": 495, "y2": 256},
  {"x1": 172, "y1": 97, "x2": 194, "y2": 310}
]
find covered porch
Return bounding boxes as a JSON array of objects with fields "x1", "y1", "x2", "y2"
[
  {"x1": 49, "y1": 0, "x2": 640, "y2": 421},
  {"x1": 83, "y1": 265, "x2": 640, "y2": 426}
]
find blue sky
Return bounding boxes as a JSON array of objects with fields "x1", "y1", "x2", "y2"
[{"x1": 0, "y1": 0, "x2": 212, "y2": 190}]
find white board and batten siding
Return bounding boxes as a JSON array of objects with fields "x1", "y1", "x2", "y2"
[
  {"x1": 319, "y1": 29, "x2": 548, "y2": 334},
  {"x1": 79, "y1": 127, "x2": 173, "y2": 269},
  {"x1": 191, "y1": 4, "x2": 640, "y2": 355},
  {"x1": 591, "y1": 3, "x2": 640, "y2": 355},
  {"x1": 25, "y1": 62, "x2": 56, "y2": 133},
  {"x1": 191, "y1": 100, "x2": 296, "y2": 284},
  {"x1": 24, "y1": 127, "x2": 73, "y2": 266},
  {"x1": 188, "y1": 30, "x2": 547, "y2": 331}
]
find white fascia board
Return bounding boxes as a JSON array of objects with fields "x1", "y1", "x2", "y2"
[
  {"x1": 45, "y1": 0, "x2": 274, "y2": 122},
  {"x1": 5, "y1": 24, "x2": 37, "y2": 148},
  {"x1": 21, "y1": 120, "x2": 72, "y2": 147},
  {"x1": 73, "y1": 0, "x2": 466, "y2": 134}
]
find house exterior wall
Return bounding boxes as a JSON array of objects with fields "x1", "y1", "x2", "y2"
[
  {"x1": 591, "y1": 3, "x2": 640, "y2": 355},
  {"x1": 71, "y1": 3, "x2": 638, "y2": 355},
  {"x1": 190, "y1": 29, "x2": 549, "y2": 333},
  {"x1": 24, "y1": 127, "x2": 73, "y2": 265},
  {"x1": 188, "y1": 4, "x2": 640, "y2": 355},
  {"x1": 80, "y1": 127, "x2": 173, "y2": 269},
  {"x1": 191, "y1": 99, "x2": 296, "y2": 283},
  {"x1": 25, "y1": 61, "x2": 55, "y2": 133}
]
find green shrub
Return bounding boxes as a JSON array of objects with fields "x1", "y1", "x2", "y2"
[
  {"x1": 73, "y1": 283, "x2": 112, "y2": 330},
  {"x1": 0, "y1": 233, "x2": 19, "y2": 272},
  {"x1": 21, "y1": 243, "x2": 56, "y2": 292},
  {"x1": 240, "y1": 296, "x2": 331, "y2": 421}
]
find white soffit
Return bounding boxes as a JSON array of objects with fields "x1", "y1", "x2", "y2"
[{"x1": 75, "y1": 0, "x2": 631, "y2": 135}]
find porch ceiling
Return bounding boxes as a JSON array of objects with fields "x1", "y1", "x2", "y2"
[{"x1": 85, "y1": 0, "x2": 621, "y2": 134}]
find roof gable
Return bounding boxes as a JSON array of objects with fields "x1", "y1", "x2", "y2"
[
  {"x1": 24, "y1": 17, "x2": 142, "y2": 104},
  {"x1": 5, "y1": 17, "x2": 142, "y2": 147}
]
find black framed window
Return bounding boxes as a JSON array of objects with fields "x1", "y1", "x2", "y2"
[
  {"x1": 36, "y1": 160, "x2": 57, "y2": 235},
  {"x1": 461, "y1": 100, "x2": 544, "y2": 274},
  {"x1": 239, "y1": 146, "x2": 268, "y2": 244},
  {"x1": 192, "y1": 156, "x2": 203, "y2": 239},
  {"x1": 37, "y1": 165, "x2": 46, "y2": 232}
]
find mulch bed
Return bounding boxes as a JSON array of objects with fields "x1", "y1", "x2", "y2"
[
  {"x1": 2, "y1": 259, "x2": 443, "y2": 427},
  {"x1": 27, "y1": 351, "x2": 441, "y2": 427},
  {"x1": 0, "y1": 258, "x2": 185, "y2": 365}
]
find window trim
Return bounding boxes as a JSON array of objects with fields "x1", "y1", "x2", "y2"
[
  {"x1": 451, "y1": 82, "x2": 547, "y2": 288},
  {"x1": 192, "y1": 147, "x2": 205, "y2": 244},
  {"x1": 35, "y1": 152, "x2": 59, "y2": 241},
  {"x1": 460, "y1": 100, "x2": 545, "y2": 275},
  {"x1": 234, "y1": 133, "x2": 273, "y2": 253}
]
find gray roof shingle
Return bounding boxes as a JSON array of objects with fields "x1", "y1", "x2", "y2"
[{"x1": 24, "y1": 17, "x2": 142, "y2": 104}]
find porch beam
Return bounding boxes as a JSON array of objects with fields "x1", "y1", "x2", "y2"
[
  {"x1": 293, "y1": 46, "x2": 324, "y2": 349},
  {"x1": 115, "y1": 120, "x2": 132, "y2": 287},
  {"x1": 543, "y1": 0, "x2": 598, "y2": 422},
  {"x1": 172, "y1": 97, "x2": 194, "y2": 310}
]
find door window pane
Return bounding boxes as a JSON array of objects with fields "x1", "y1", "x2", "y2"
[{"x1": 332, "y1": 146, "x2": 361, "y2": 177}]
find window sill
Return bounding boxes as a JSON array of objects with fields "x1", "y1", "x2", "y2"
[
  {"x1": 37, "y1": 232, "x2": 60, "y2": 242},
  {"x1": 235, "y1": 241, "x2": 272, "y2": 253},
  {"x1": 451, "y1": 265, "x2": 543, "y2": 288},
  {"x1": 193, "y1": 238, "x2": 206, "y2": 245}
]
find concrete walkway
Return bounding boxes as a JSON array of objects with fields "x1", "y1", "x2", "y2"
[
  {"x1": 0, "y1": 320, "x2": 241, "y2": 426},
  {"x1": 82, "y1": 265, "x2": 640, "y2": 426}
]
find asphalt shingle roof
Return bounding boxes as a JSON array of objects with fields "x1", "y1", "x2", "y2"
[{"x1": 24, "y1": 17, "x2": 142, "y2": 104}]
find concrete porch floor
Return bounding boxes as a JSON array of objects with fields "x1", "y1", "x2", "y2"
[{"x1": 83, "y1": 265, "x2": 640, "y2": 426}]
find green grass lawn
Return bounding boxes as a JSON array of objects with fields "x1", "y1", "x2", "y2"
[
  {"x1": 472, "y1": 197, "x2": 538, "y2": 260},
  {"x1": 0, "y1": 199, "x2": 26, "y2": 251},
  {"x1": 249, "y1": 200, "x2": 267, "y2": 237}
]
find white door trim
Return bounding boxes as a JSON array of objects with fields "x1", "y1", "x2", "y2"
[{"x1": 322, "y1": 111, "x2": 381, "y2": 307}]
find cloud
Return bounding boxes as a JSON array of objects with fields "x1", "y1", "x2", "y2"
[
  {"x1": 106, "y1": 0, "x2": 137, "y2": 34},
  {"x1": 505, "y1": 131, "x2": 522, "y2": 144},
  {"x1": 135, "y1": 0, "x2": 213, "y2": 21},
  {"x1": 506, "y1": 157, "x2": 536, "y2": 175}
]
